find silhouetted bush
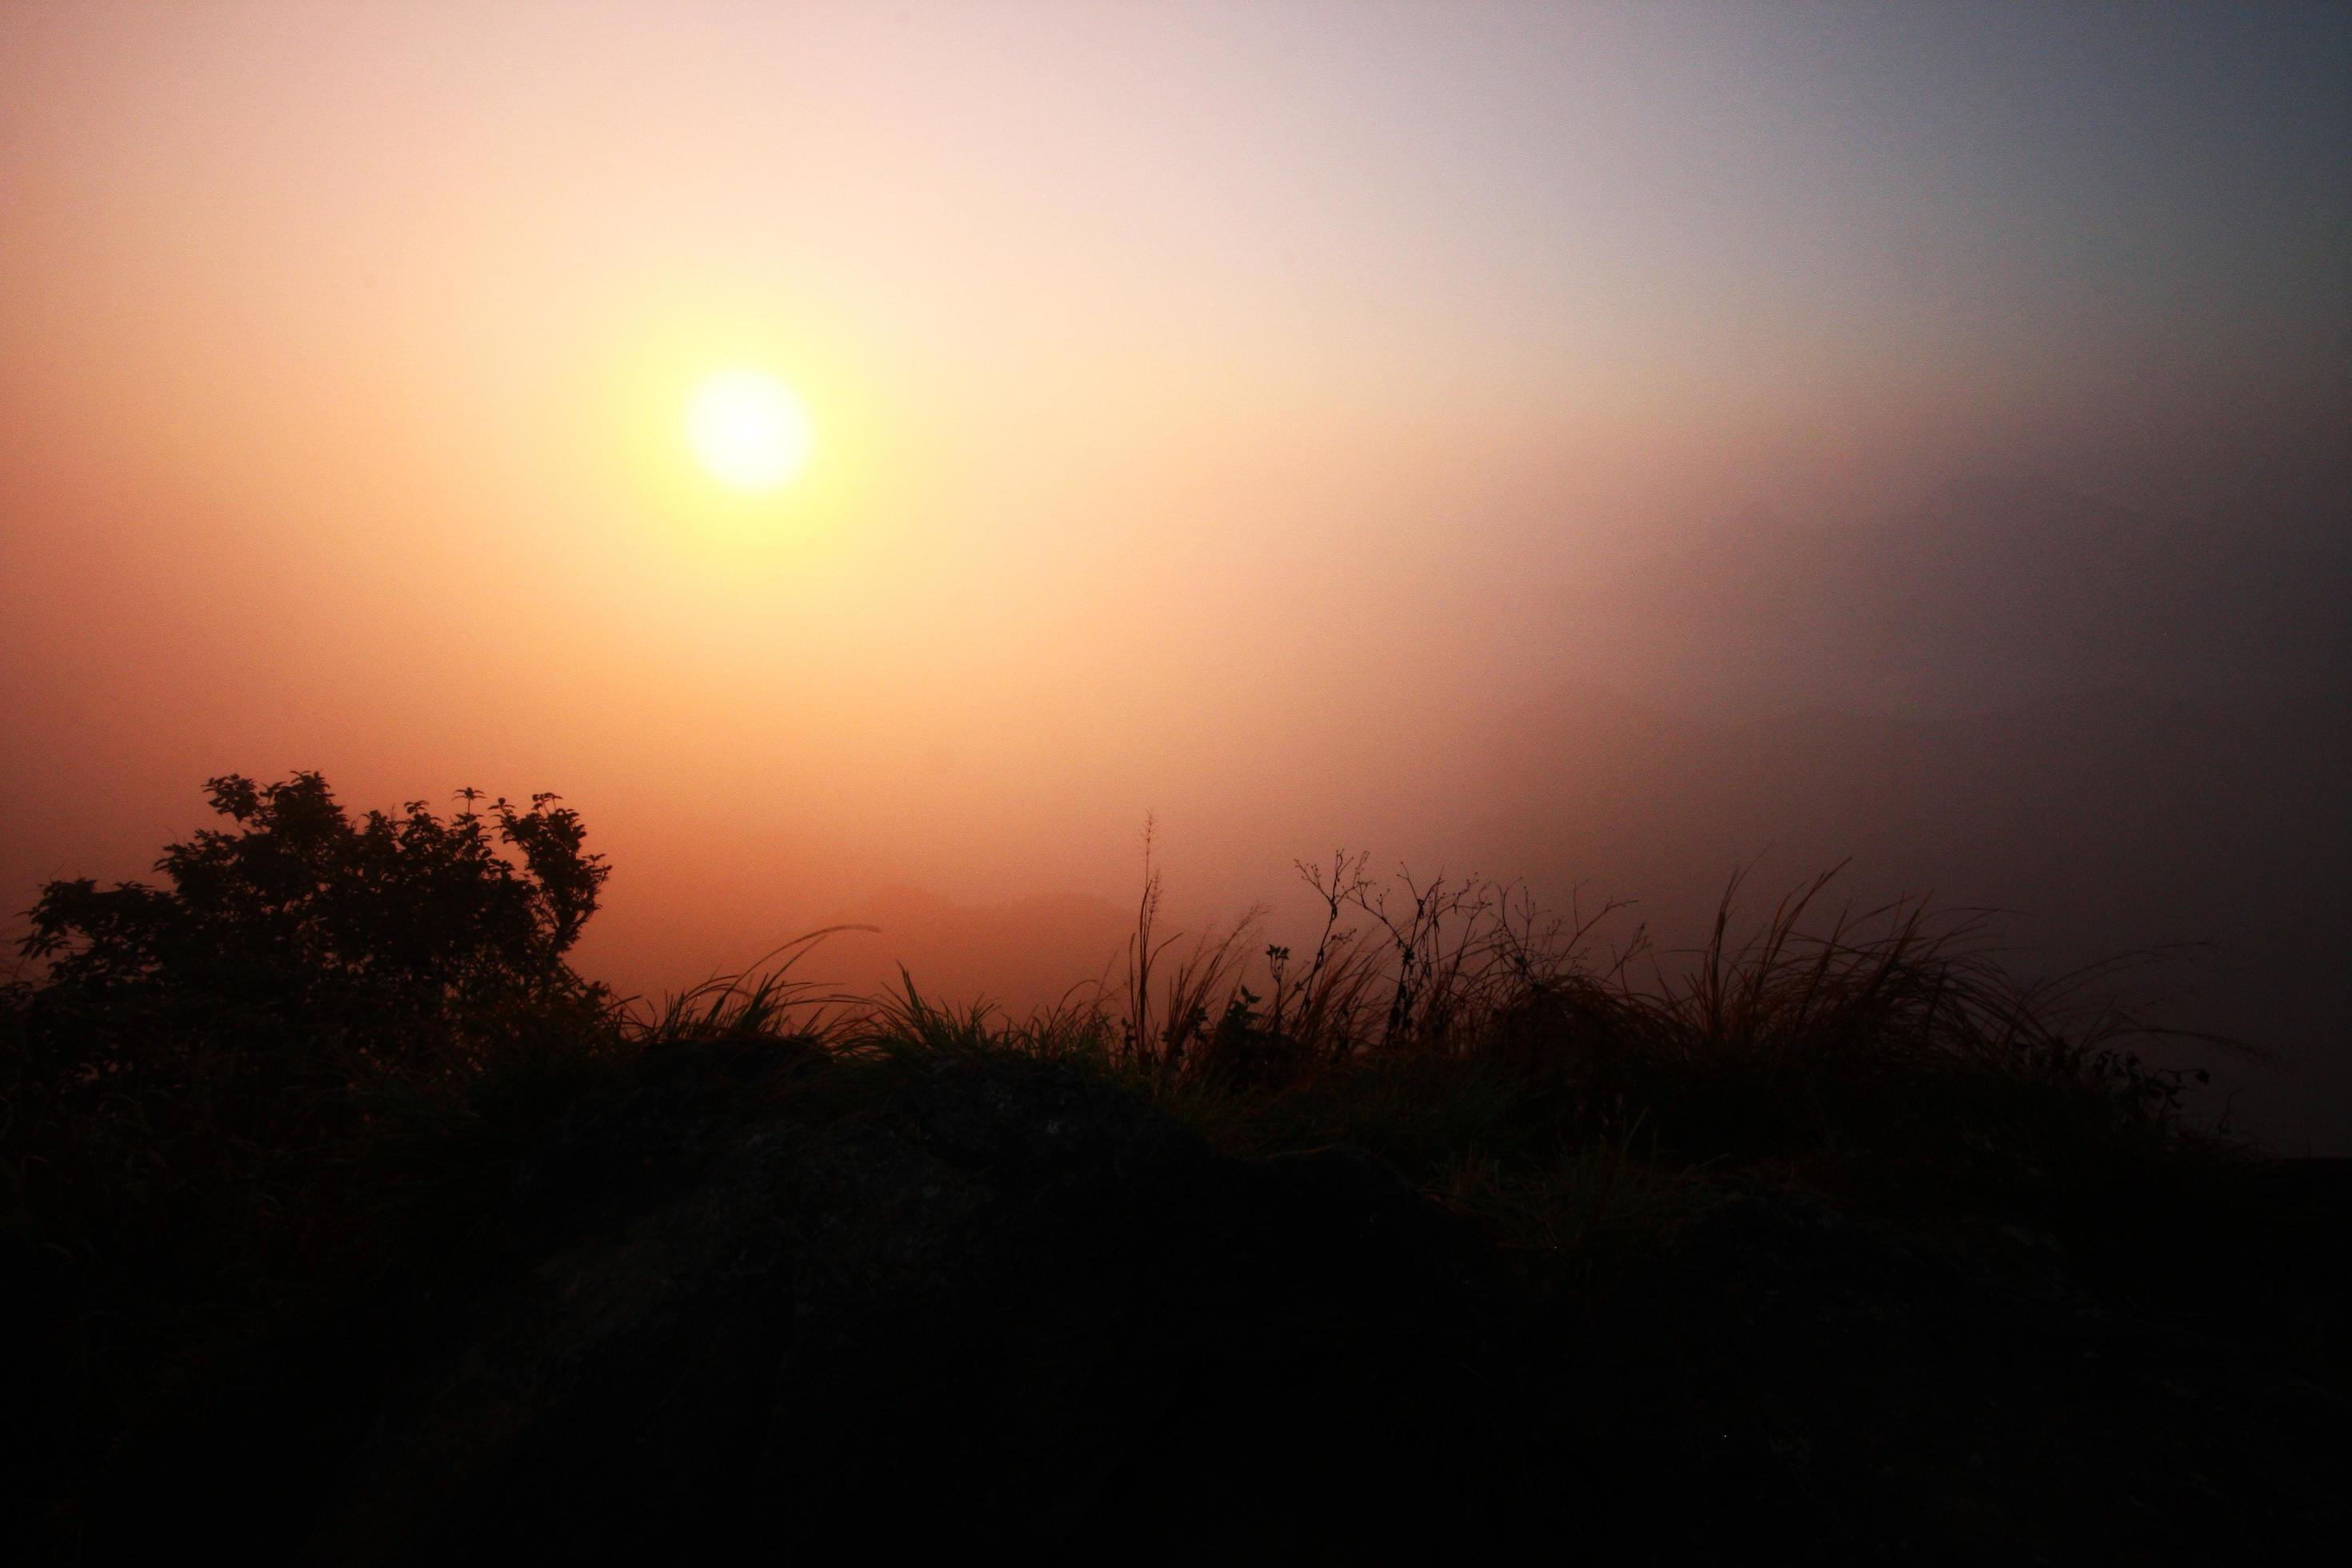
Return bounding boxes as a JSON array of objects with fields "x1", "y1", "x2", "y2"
[
  {"x1": 1, "y1": 773, "x2": 626, "y2": 1562},
  {"x1": 6, "y1": 773, "x2": 617, "y2": 1274},
  {"x1": 21, "y1": 771, "x2": 606, "y2": 1054}
]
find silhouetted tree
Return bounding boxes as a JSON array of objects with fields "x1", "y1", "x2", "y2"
[{"x1": 18, "y1": 772, "x2": 610, "y2": 1057}]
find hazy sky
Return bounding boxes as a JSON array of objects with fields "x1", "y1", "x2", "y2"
[{"x1": 3, "y1": 3, "x2": 2346, "y2": 1028}]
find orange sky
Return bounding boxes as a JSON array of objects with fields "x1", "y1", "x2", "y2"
[{"x1": 4, "y1": 3, "x2": 2346, "y2": 1040}]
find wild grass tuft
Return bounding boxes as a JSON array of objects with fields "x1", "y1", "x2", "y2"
[
  {"x1": 794, "y1": 853, "x2": 2243, "y2": 1270},
  {"x1": 2, "y1": 793, "x2": 2256, "y2": 1552}
]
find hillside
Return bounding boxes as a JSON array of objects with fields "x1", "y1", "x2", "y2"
[
  {"x1": 8, "y1": 774, "x2": 2350, "y2": 1561},
  {"x1": 20, "y1": 1038, "x2": 2352, "y2": 1563}
]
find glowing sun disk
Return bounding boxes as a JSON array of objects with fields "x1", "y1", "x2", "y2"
[{"x1": 685, "y1": 369, "x2": 813, "y2": 491}]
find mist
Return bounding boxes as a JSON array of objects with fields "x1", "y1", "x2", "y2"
[{"x1": 3, "y1": 2, "x2": 2347, "y2": 1144}]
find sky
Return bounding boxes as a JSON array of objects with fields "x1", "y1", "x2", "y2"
[{"x1": 2, "y1": 3, "x2": 2346, "y2": 1131}]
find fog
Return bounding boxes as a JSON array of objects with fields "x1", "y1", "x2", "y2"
[{"x1": 2, "y1": 3, "x2": 2346, "y2": 1143}]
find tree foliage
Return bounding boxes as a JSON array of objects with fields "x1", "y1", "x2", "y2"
[{"x1": 18, "y1": 772, "x2": 610, "y2": 1043}]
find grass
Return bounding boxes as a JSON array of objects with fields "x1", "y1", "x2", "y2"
[
  {"x1": 1, "y1": 846, "x2": 2258, "y2": 1558},
  {"x1": 566, "y1": 851, "x2": 2234, "y2": 1282}
]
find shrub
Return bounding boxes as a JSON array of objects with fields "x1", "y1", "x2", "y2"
[
  {"x1": 18, "y1": 772, "x2": 609, "y2": 1068},
  {"x1": 4, "y1": 770, "x2": 617, "y2": 1363}
]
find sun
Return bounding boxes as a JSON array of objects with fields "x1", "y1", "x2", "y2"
[{"x1": 684, "y1": 368, "x2": 814, "y2": 492}]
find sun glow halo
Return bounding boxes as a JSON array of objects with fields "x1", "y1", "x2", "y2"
[{"x1": 685, "y1": 369, "x2": 813, "y2": 492}]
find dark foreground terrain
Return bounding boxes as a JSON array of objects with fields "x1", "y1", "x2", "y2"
[
  {"x1": 9, "y1": 776, "x2": 2350, "y2": 1562},
  {"x1": 10, "y1": 1039, "x2": 2347, "y2": 1564}
]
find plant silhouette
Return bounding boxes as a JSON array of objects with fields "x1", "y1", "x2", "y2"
[
  {"x1": 6, "y1": 771, "x2": 2338, "y2": 1566},
  {"x1": 19, "y1": 771, "x2": 609, "y2": 1054}
]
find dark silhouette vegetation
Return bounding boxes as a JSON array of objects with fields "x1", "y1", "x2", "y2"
[
  {"x1": 6, "y1": 776, "x2": 2349, "y2": 1562},
  {"x1": 22, "y1": 771, "x2": 607, "y2": 1030}
]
